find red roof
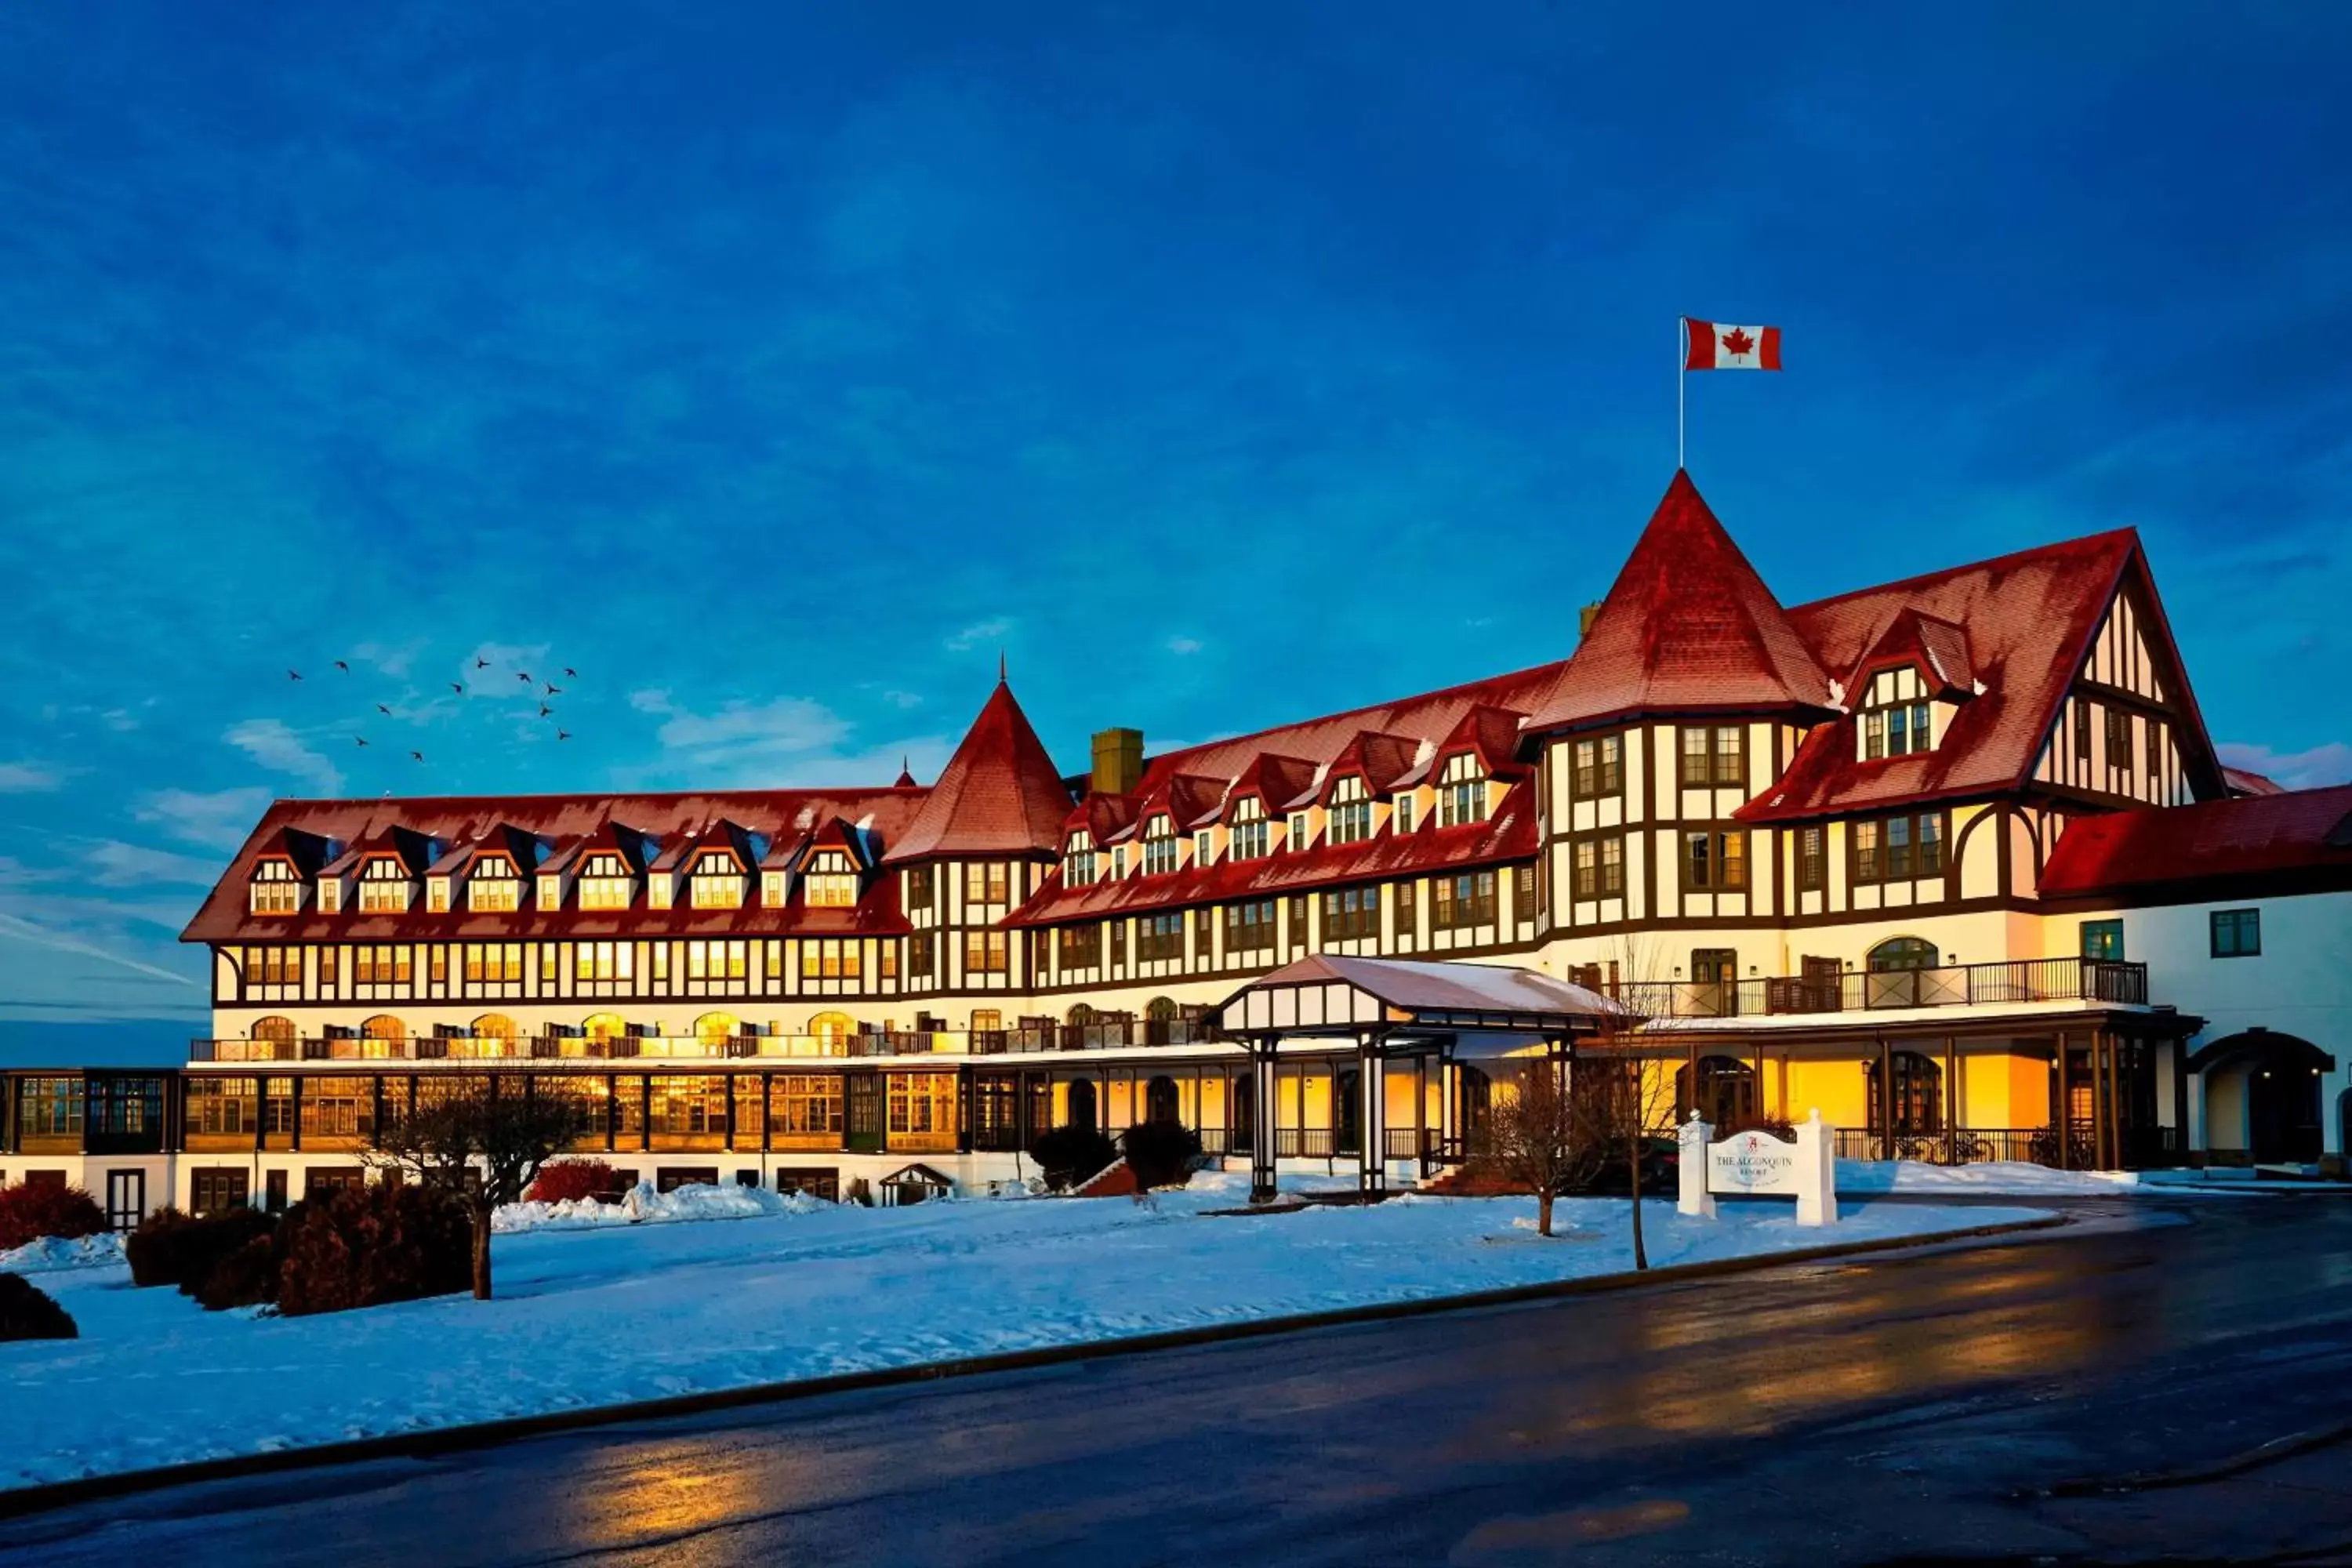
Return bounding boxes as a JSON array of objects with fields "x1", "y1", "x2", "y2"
[
  {"x1": 1011, "y1": 779, "x2": 1537, "y2": 926},
  {"x1": 1519, "y1": 471, "x2": 1834, "y2": 735},
  {"x1": 2223, "y1": 766, "x2": 2285, "y2": 797},
  {"x1": 182, "y1": 786, "x2": 925, "y2": 945},
  {"x1": 882, "y1": 681, "x2": 1073, "y2": 863},
  {"x1": 2039, "y1": 786, "x2": 2352, "y2": 901},
  {"x1": 1740, "y1": 528, "x2": 2221, "y2": 822}
]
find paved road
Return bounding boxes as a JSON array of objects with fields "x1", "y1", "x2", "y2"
[{"x1": 9, "y1": 1195, "x2": 2352, "y2": 1567}]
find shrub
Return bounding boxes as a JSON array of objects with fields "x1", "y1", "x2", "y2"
[
  {"x1": 276, "y1": 1184, "x2": 472, "y2": 1317},
  {"x1": 0, "y1": 1185, "x2": 108, "y2": 1253},
  {"x1": 524, "y1": 1159, "x2": 624, "y2": 1205},
  {"x1": 126, "y1": 1206, "x2": 279, "y2": 1294},
  {"x1": 0, "y1": 1273, "x2": 76, "y2": 1341},
  {"x1": 191, "y1": 1233, "x2": 285, "y2": 1312},
  {"x1": 1119, "y1": 1120, "x2": 1204, "y2": 1189},
  {"x1": 1028, "y1": 1126, "x2": 1118, "y2": 1192}
]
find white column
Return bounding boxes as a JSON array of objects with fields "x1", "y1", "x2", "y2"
[
  {"x1": 1795, "y1": 1109, "x2": 1839, "y2": 1226},
  {"x1": 1678, "y1": 1110, "x2": 1717, "y2": 1218}
]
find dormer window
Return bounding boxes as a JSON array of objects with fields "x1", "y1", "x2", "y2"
[
  {"x1": 1327, "y1": 778, "x2": 1372, "y2": 846},
  {"x1": 1229, "y1": 797, "x2": 1268, "y2": 862},
  {"x1": 1437, "y1": 754, "x2": 1487, "y2": 828},
  {"x1": 249, "y1": 861, "x2": 299, "y2": 916},
  {"x1": 691, "y1": 851, "x2": 746, "y2": 909},
  {"x1": 1287, "y1": 811, "x2": 1309, "y2": 850},
  {"x1": 1064, "y1": 836, "x2": 1099, "y2": 888},
  {"x1": 358, "y1": 858, "x2": 411, "y2": 913},
  {"x1": 579, "y1": 852, "x2": 633, "y2": 911},
  {"x1": 1859, "y1": 669, "x2": 1936, "y2": 760},
  {"x1": 763, "y1": 871, "x2": 786, "y2": 906},
  {"x1": 1395, "y1": 795, "x2": 1415, "y2": 833},
  {"x1": 1141, "y1": 815, "x2": 1179, "y2": 877},
  {"x1": 803, "y1": 851, "x2": 858, "y2": 908},
  {"x1": 1194, "y1": 829, "x2": 1214, "y2": 866},
  {"x1": 470, "y1": 855, "x2": 520, "y2": 912}
]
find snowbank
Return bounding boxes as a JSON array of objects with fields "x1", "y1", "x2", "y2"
[
  {"x1": 0, "y1": 1232, "x2": 125, "y2": 1275},
  {"x1": 494, "y1": 1180, "x2": 828, "y2": 1233},
  {"x1": 9, "y1": 1190, "x2": 2052, "y2": 1491},
  {"x1": 1836, "y1": 1160, "x2": 2137, "y2": 1196}
]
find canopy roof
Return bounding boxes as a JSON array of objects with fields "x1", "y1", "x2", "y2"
[{"x1": 1212, "y1": 953, "x2": 1624, "y2": 1040}]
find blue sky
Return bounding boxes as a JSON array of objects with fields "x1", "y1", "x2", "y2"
[{"x1": 2, "y1": 5, "x2": 2348, "y2": 1054}]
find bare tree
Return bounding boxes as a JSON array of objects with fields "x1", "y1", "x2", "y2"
[
  {"x1": 1482, "y1": 1056, "x2": 1605, "y2": 1237},
  {"x1": 368, "y1": 1083, "x2": 593, "y2": 1300},
  {"x1": 1561, "y1": 935, "x2": 1682, "y2": 1270}
]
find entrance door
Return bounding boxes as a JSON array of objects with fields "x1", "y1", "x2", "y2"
[
  {"x1": 1336, "y1": 1069, "x2": 1362, "y2": 1156},
  {"x1": 2249, "y1": 1065, "x2": 2322, "y2": 1164},
  {"x1": 1065, "y1": 1077, "x2": 1098, "y2": 1134},
  {"x1": 1690, "y1": 949, "x2": 1737, "y2": 1015},
  {"x1": 104, "y1": 1169, "x2": 146, "y2": 1232},
  {"x1": 844, "y1": 1073, "x2": 884, "y2": 1153}
]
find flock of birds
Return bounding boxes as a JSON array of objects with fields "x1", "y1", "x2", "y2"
[{"x1": 282, "y1": 653, "x2": 580, "y2": 766}]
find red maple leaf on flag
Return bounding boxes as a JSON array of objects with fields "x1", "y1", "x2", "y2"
[{"x1": 1721, "y1": 326, "x2": 1755, "y2": 358}]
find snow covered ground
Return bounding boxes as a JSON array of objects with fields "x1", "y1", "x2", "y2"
[
  {"x1": 2, "y1": 1179, "x2": 2049, "y2": 1491},
  {"x1": 1835, "y1": 1160, "x2": 2142, "y2": 1196}
]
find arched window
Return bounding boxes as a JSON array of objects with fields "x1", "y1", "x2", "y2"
[
  {"x1": 1145, "y1": 1075, "x2": 1181, "y2": 1125},
  {"x1": 1066, "y1": 1003, "x2": 1098, "y2": 1025},
  {"x1": 1676, "y1": 1055, "x2": 1759, "y2": 1130},
  {"x1": 1868, "y1": 937, "x2": 1940, "y2": 971},
  {"x1": 472, "y1": 1014, "x2": 518, "y2": 1058},
  {"x1": 251, "y1": 1016, "x2": 297, "y2": 1044},
  {"x1": 361, "y1": 1014, "x2": 405, "y2": 1040},
  {"x1": 808, "y1": 1011, "x2": 855, "y2": 1048},
  {"x1": 1145, "y1": 996, "x2": 1178, "y2": 1022},
  {"x1": 1065, "y1": 1077, "x2": 1098, "y2": 1133},
  {"x1": 695, "y1": 1011, "x2": 740, "y2": 1047},
  {"x1": 582, "y1": 1011, "x2": 628, "y2": 1043}
]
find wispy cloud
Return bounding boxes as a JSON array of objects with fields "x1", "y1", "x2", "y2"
[
  {"x1": 944, "y1": 619, "x2": 1011, "y2": 653},
  {"x1": 134, "y1": 786, "x2": 273, "y2": 851},
  {"x1": 2216, "y1": 740, "x2": 2352, "y2": 791},
  {"x1": 84, "y1": 839, "x2": 222, "y2": 887},
  {"x1": 224, "y1": 718, "x2": 344, "y2": 793},
  {"x1": 1167, "y1": 636, "x2": 1203, "y2": 655},
  {"x1": 0, "y1": 761, "x2": 67, "y2": 793}
]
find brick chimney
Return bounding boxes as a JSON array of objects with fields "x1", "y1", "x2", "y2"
[
  {"x1": 1577, "y1": 601, "x2": 1604, "y2": 640},
  {"x1": 1091, "y1": 728, "x2": 1144, "y2": 796}
]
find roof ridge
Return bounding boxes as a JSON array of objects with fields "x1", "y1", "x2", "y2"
[
  {"x1": 1788, "y1": 527, "x2": 2140, "y2": 618},
  {"x1": 1141, "y1": 660, "x2": 1563, "y2": 775}
]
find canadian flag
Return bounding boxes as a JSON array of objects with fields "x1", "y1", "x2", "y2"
[{"x1": 1684, "y1": 319, "x2": 1782, "y2": 371}]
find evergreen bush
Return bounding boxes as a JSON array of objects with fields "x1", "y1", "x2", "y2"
[
  {"x1": 0, "y1": 1184, "x2": 107, "y2": 1253},
  {"x1": 0, "y1": 1273, "x2": 76, "y2": 1341},
  {"x1": 1028, "y1": 1126, "x2": 1119, "y2": 1192},
  {"x1": 1118, "y1": 1120, "x2": 1204, "y2": 1189},
  {"x1": 275, "y1": 1184, "x2": 472, "y2": 1316}
]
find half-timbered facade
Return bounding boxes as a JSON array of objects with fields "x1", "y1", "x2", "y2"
[{"x1": 5, "y1": 471, "x2": 2347, "y2": 1215}]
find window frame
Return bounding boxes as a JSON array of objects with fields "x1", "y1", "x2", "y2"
[{"x1": 2209, "y1": 908, "x2": 2260, "y2": 959}]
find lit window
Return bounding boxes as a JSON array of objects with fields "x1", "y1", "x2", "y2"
[
  {"x1": 249, "y1": 861, "x2": 300, "y2": 915},
  {"x1": 1142, "y1": 817, "x2": 1180, "y2": 876},
  {"x1": 800, "y1": 851, "x2": 858, "y2": 908},
  {"x1": 579, "y1": 853, "x2": 633, "y2": 911},
  {"x1": 1223, "y1": 899, "x2": 1277, "y2": 953},
  {"x1": 690, "y1": 851, "x2": 746, "y2": 909},
  {"x1": 1684, "y1": 831, "x2": 1747, "y2": 891},
  {"x1": 1229, "y1": 798, "x2": 1269, "y2": 861},
  {"x1": 358, "y1": 859, "x2": 411, "y2": 913},
  {"x1": 1572, "y1": 734, "x2": 1624, "y2": 797},
  {"x1": 963, "y1": 863, "x2": 1010, "y2": 904},
  {"x1": 1064, "y1": 837, "x2": 1099, "y2": 887}
]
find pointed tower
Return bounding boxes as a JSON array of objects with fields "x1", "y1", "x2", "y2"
[
  {"x1": 882, "y1": 679, "x2": 1075, "y2": 864},
  {"x1": 1520, "y1": 470, "x2": 1834, "y2": 735}
]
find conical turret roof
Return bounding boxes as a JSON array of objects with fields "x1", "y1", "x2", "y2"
[
  {"x1": 1521, "y1": 470, "x2": 1834, "y2": 735},
  {"x1": 883, "y1": 681, "x2": 1074, "y2": 862}
]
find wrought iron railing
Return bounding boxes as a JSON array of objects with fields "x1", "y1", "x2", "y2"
[{"x1": 1612, "y1": 957, "x2": 2147, "y2": 1022}]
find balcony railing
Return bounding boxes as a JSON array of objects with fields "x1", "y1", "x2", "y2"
[
  {"x1": 192, "y1": 1020, "x2": 1232, "y2": 1065},
  {"x1": 1610, "y1": 957, "x2": 2147, "y2": 1023},
  {"x1": 1831, "y1": 1123, "x2": 2175, "y2": 1170}
]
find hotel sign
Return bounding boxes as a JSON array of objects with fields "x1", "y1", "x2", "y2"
[{"x1": 1708, "y1": 1130, "x2": 1802, "y2": 1196}]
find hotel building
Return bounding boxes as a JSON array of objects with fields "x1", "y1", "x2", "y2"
[{"x1": 4, "y1": 472, "x2": 2347, "y2": 1221}]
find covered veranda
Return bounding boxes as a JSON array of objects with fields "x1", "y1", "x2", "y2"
[{"x1": 1209, "y1": 954, "x2": 1624, "y2": 1203}]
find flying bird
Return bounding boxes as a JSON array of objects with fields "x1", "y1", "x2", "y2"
[
  {"x1": 538, "y1": 704, "x2": 552, "y2": 717},
  {"x1": 563, "y1": 667, "x2": 577, "y2": 677},
  {"x1": 376, "y1": 703, "x2": 392, "y2": 716},
  {"x1": 287, "y1": 669, "x2": 302, "y2": 681},
  {"x1": 354, "y1": 736, "x2": 369, "y2": 748},
  {"x1": 474, "y1": 655, "x2": 490, "y2": 670},
  {"x1": 410, "y1": 750, "x2": 425, "y2": 762},
  {"x1": 449, "y1": 681, "x2": 465, "y2": 695},
  {"x1": 543, "y1": 682, "x2": 561, "y2": 695},
  {"x1": 517, "y1": 671, "x2": 532, "y2": 683},
  {"x1": 333, "y1": 660, "x2": 350, "y2": 673},
  {"x1": 557, "y1": 730, "x2": 572, "y2": 742}
]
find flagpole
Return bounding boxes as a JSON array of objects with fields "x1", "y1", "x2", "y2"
[{"x1": 1677, "y1": 317, "x2": 1686, "y2": 470}]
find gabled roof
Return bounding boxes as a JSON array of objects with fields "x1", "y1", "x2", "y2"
[
  {"x1": 1431, "y1": 703, "x2": 1533, "y2": 777},
  {"x1": 1132, "y1": 774, "x2": 1225, "y2": 835},
  {"x1": 2038, "y1": 785, "x2": 2352, "y2": 902},
  {"x1": 1850, "y1": 607, "x2": 1976, "y2": 697},
  {"x1": 1740, "y1": 528, "x2": 2223, "y2": 822},
  {"x1": 1520, "y1": 471, "x2": 1835, "y2": 735},
  {"x1": 249, "y1": 826, "x2": 336, "y2": 878},
  {"x1": 543, "y1": 820, "x2": 658, "y2": 879},
  {"x1": 183, "y1": 785, "x2": 928, "y2": 945},
  {"x1": 1316, "y1": 731, "x2": 1421, "y2": 802},
  {"x1": 1215, "y1": 953, "x2": 1624, "y2": 1034},
  {"x1": 1010, "y1": 779, "x2": 1538, "y2": 926},
  {"x1": 655, "y1": 818, "x2": 765, "y2": 875},
  {"x1": 328, "y1": 825, "x2": 438, "y2": 880},
  {"x1": 1062, "y1": 791, "x2": 1140, "y2": 846},
  {"x1": 2223, "y1": 766, "x2": 2285, "y2": 797},
  {"x1": 1221, "y1": 753, "x2": 1319, "y2": 818},
  {"x1": 883, "y1": 681, "x2": 1073, "y2": 863}
]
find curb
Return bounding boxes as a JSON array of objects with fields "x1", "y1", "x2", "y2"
[{"x1": 0, "y1": 1211, "x2": 2067, "y2": 1521}]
